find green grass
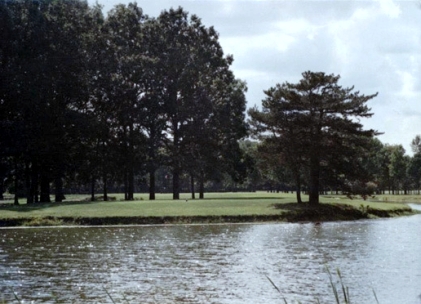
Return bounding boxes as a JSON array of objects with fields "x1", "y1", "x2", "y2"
[
  {"x1": 0, "y1": 192, "x2": 417, "y2": 225},
  {"x1": 0, "y1": 192, "x2": 287, "y2": 218}
]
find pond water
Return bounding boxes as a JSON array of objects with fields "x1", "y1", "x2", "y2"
[{"x1": 1, "y1": 205, "x2": 420, "y2": 303}]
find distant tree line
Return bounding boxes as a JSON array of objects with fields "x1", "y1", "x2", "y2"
[
  {"x1": 239, "y1": 136, "x2": 421, "y2": 198},
  {"x1": 0, "y1": 1, "x2": 248, "y2": 203}
]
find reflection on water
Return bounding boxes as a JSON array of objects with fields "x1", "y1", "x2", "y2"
[{"x1": 0, "y1": 212, "x2": 420, "y2": 303}]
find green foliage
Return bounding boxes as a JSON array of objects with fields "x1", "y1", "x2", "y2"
[
  {"x1": 407, "y1": 152, "x2": 421, "y2": 191},
  {"x1": 0, "y1": 0, "x2": 105, "y2": 203},
  {"x1": 249, "y1": 71, "x2": 378, "y2": 205},
  {"x1": 152, "y1": 7, "x2": 247, "y2": 199},
  {"x1": 0, "y1": 2, "x2": 247, "y2": 202}
]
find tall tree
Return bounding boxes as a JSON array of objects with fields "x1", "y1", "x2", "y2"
[
  {"x1": 408, "y1": 152, "x2": 421, "y2": 194},
  {"x1": 181, "y1": 78, "x2": 248, "y2": 199},
  {"x1": 0, "y1": 0, "x2": 97, "y2": 203},
  {"x1": 155, "y1": 8, "x2": 246, "y2": 199},
  {"x1": 98, "y1": 3, "x2": 150, "y2": 200},
  {"x1": 388, "y1": 145, "x2": 408, "y2": 194},
  {"x1": 249, "y1": 71, "x2": 378, "y2": 205},
  {"x1": 137, "y1": 17, "x2": 168, "y2": 200}
]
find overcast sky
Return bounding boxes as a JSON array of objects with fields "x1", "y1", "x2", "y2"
[{"x1": 91, "y1": 0, "x2": 421, "y2": 155}]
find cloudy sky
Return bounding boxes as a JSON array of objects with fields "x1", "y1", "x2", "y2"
[{"x1": 91, "y1": 0, "x2": 421, "y2": 154}]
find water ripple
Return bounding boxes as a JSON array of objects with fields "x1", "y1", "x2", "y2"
[{"x1": 0, "y1": 216, "x2": 420, "y2": 303}]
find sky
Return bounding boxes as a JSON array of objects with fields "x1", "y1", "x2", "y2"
[{"x1": 90, "y1": 0, "x2": 421, "y2": 155}]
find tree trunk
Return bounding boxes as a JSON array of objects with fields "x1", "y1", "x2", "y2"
[
  {"x1": 172, "y1": 133, "x2": 180, "y2": 200},
  {"x1": 127, "y1": 124, "x2": 134, "y2": 201},
  {"x1": 31, "y1": 161, "x2": 39, "y2": 203},
  {"x1": 0, "y1": 178, "x2": 4, "y2": 200},
  {"x1": 148, "y1": 126, "x2": 157, "y2": 200},
  {"x1": 25, "y1": 161, "x2": 33, "y2": 204},
  {"x1": 309, "y1": 157, "x2": 320, "y2": 205},
  {"x1": 127, "y1": 167, "x2": 134, "y2": 200},
  {"x1": 173, "y1": 168, "x2": 180, "y2": 200},
  {"x1": 13, "y1": 158, "x2": 19, "y2": 206},
  {"x1": 54, "y1": 175, "x2": 64, "y2": 203},
  {"x1": 149, "y1": 168, "x2": 156, "y2": 200},
  {"x1": 199, "y1": 170, "x2": 204, "y2": 199},
  {"x1": 124, "y1": 172, "x2": 128, "y2": 200},
  {"x1": 39, "y1": 171, "x2": 51, "y2": 203},
  {"x1": 190, "y1": 174, "x2": 195, "y2": 199},
  {"x1": 103, "y1": 172, "x2": 108, "y2": 201},
  {"x1": 295, "y1": 174, "x2": 302, "y2": 204},
  {"x1": 90, "y1": 175, "x2": 95, "y2": 202}
]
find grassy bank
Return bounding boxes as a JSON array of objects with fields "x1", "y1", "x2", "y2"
[{"x1": 0, "y1": 192, "x2": 418, "y2": 227}]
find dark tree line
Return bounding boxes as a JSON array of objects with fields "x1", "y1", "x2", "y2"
[
  {"x1": 238, "y1": 136, "x2": 421, "y2": 200},
  {"x1": 0, "y1": 1, "x2": 248, "y2": 203}
]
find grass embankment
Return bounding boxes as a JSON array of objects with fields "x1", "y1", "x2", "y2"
[{"x1": 0, "y1": 192, "x2": 418, "y2": 227}]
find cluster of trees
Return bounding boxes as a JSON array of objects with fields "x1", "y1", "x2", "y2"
[
  {"x1": 239, "y1": 136, "x2": 421, "y2": 200},
  {"x1": 1, "y1": 2, "x2": 419, "y2": 206},
  {"x1": 0, "y1": 1, "x2": 248, "y2": 204}
]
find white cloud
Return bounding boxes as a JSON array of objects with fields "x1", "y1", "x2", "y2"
[
  {"x1": 376, "y1": 0, "x2": 402, "y2": 18},
  {"x1": 397, "y1": 71, "x2": 416, "y2": 97}
]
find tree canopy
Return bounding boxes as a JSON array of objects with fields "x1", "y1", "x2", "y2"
[
  {"x1": 249, "y1": 71, "x2": 379, "y2": 204},
  {"x1": 0, "y1": 1, "x2": 247, "y2": 202}
]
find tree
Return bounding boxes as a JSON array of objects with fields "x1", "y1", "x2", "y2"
[
  {"x1": 155, "y1": 7, "x2": 246, "y2": 199},
  {"x1": 0, "y1": 0, "x2": 98, "y2": 203},
  {"x1": 411, "y1": 135, "x2": 421, "y2": 154},
  {"x1": 181, "y1": 78, "x2": 248, "y2": 199},
  {"x1": 388, "y1": 145, "x2": 408, "y2": 194},
  {"x1": 89, "y1": 13, "x2": 170, "y2": 201},
  {"x1": 207, "y1": 78, "x2": 248, "y2": 195},
  {"x1": 137, "y1": 16, "x2": 169, "y2": 200},
  {"x1": 356, "y1": 138, "x2": 386, "y2": 194},
  {"x1": 249, "y1": 71, "x2": 378, "y2": 205},
  {"x1": 95, "y1": 3, "x2": 150, "y2": 200},
  {"x1": 249, "y1": 103, "x2": 307, "y2": 202},
  {"x1": 237, "y1": 140, "x2": 264, "y2": 192},
  {"x1": 408, "y1": 152, "x2": 421, "y2": 194}
]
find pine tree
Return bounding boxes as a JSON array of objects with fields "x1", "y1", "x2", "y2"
[{"x1": 249, "y1": 71, "x2": 379, "y2": 204}]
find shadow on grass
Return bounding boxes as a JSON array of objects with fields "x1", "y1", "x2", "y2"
[
  {"x1": 273, "y1": 202, "x2": 414, "y2": 222},
  {"x1": 0, "y1": 198, "x2": 117, "y2": 212},
  {"x1": 273, "y1": 202, "x2": 368, "y2": 222},
  {"x1": 204, "y1": 196, "x2": 286, "y2": 201}
]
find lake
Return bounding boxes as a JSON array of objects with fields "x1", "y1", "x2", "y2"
[{"x1": 1, "y1": 205, "x2": 420, "y2": 303}]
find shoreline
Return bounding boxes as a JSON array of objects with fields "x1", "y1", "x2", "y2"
[{"x1": 0, "y1": 205, "x2": 417, "y2": 228}]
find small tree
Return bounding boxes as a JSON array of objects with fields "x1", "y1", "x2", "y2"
[
  {"x1": 408, "y1": 152, "x2": 421, "y2": 194},
  {"x1": 388, "y1": 145, "x2": 408, "y2": 194},
  {"x1": 411, "y1": 135, "x2": 421, "y2": 154},
  {"x1": 249, "y1": 71, "x2": 379, "y2": 205}
]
